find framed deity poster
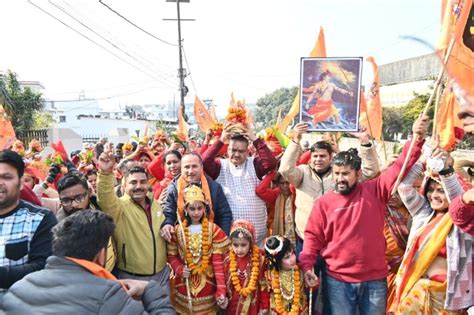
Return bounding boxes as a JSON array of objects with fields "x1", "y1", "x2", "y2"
[{"x1": 299, "y1": 57, "x2": 363, "y2": 132}]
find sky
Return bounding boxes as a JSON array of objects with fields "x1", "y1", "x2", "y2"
[{"x1": 0, "y1": 0, "x2": 441, "y2": 116}]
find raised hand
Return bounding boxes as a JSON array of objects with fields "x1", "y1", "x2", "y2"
[{"x1": 292, "y1": 122, "x2": 309, "y2": 143}]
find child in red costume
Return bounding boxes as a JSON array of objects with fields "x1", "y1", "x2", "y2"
[
  {"x1": 264, "y1": 236, "x2": 308, "y2": 315},
  {"x1": 167, "y1": 184, "x2": 230, "y2": 314},
  {"x1": 224, "y1": 219, "x2": 269, "y2": 314}
]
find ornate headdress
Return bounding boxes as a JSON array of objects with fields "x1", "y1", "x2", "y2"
[
  {"x1": 264, "y1": 236, "x2": 291, "y2": 270},
  {"x1": 230, "y1": 219, "x2": 256, "y2": 243},
  {"x1": 184, "y1": 184, "x2": 206, "y2": 205}
]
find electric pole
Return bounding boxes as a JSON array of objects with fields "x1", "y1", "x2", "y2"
[{"x1": 164, "y1": 0, "x2": 194, "y2": 121}]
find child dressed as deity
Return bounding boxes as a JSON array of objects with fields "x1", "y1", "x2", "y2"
[
  {"x1": 224, "y1": 219, "x2": 269, "y2": 315},
  {"x1": 167, "y1": 184, "x2": 230, "y2": 314},
  {"x1": 264, "y1": 236, "x2": 308, "y2": 315}
]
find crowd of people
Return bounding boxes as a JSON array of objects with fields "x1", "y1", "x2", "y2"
[{"x1": 0, "y1": 102, "x2": 473, "y2": 314}]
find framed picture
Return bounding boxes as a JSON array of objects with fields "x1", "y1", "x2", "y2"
[{"x1": 299, "y1": 57, "x2": 362, "y2": 132}]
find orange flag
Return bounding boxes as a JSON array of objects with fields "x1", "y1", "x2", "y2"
[
  {"x1": 437, "y1": 85, "x2": 463, "y2": 150},
  {"x1": 438, "y1": 0, "x2": 474, "y2": 96},
  {"x1": 364, "y1": 57, "x2": 383, "y2": 140},
  {"x1": 280, "y1": 26, "x2": 327, "y2": 132},
  {"x1": 177, "y1": 106, "x2": 189, "y2": 142},
  {"x1": 0, "y1": 105, "x2": 16, "y2": 150},
  {"x1": 358, "y1": 91, "x2": 369, "y2": 130},
  {"x1": 194, "y1": 96, "x2": 215, "y2": 133}
]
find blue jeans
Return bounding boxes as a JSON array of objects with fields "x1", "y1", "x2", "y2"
[{"x1": 325, "y1": 275, "x2": 387, "y2": 315}]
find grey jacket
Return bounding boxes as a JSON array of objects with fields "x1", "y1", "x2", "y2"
[{"x1": 1, "y1": 256, "x2": 175, "y2": 314}]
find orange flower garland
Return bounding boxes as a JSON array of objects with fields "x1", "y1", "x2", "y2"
[
  {"x1": 225, "y1": 106, "x2": 247, "y2": 123},
  {"x1": 271, "y1": 268, "x2": 301, "y2": 315},
  {"x1": 229, "y1": 245, "x2": 260, "y2": 297},
  {"x1": 183, "y1": 218, "x2": 210, "y2": 275}
]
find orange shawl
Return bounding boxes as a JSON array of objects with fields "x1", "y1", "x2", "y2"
[
  {"x1": 66, "y1": 256, "x2": 127, "y2": 290},
  {"x1": 176, "y1": 175, "x2": 214, "y2": 222}
]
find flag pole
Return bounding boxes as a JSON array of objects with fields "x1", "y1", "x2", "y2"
[
  {"x1": 432, "y1": 80, "x2": 444, "y2": 137},
  {"x1": 390, "y1": 36, "x2": 456, "y2": 196},
  {"x1": 176, "y1": 213, "x2": 194, "y2": 315}
]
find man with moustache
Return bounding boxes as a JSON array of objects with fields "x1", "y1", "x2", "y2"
[
  {"x1": 96, "y1": 148, "x2": 170, "y2": 290},
  {"x1": 300, "y1": 116, "x2": 429, "y2": 314},
  {"x1": 0, "y1": 150, "x2": 57, "y2": 298},
  {"x1": 279, "y1": 122, "x2": 379, "y2": 256}
]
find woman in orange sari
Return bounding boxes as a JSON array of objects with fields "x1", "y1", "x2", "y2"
[{"x1": 390, "y1": 149, "x2": 473, "y2": 314}]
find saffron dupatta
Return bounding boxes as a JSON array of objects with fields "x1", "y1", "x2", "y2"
[
  {"x1": 176, "y1": 175, "x2": 214, "y2": 222},
  {"x1": 65, "y1": 256, "x2": 127, "y2": 290},
  {"x1": 395, "y1": 213, "x2": 453, "y2": 304}
]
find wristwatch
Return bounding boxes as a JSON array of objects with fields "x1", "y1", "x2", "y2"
[{"x1": 41, "y1": 182, "x2": 49, "y2": 189}]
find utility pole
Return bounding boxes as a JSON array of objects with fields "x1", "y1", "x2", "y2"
[{"x1": 164, "y1": 0, "x2": 194, "y2": 121}]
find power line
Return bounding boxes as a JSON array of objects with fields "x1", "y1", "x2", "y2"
[
  {"x1": 28, "y1": 0, "x2": 174, "y2": 87},
  {"x1": 60, "y1": 0, "x2": 176, "y2": 76},
  {"x1": 182, "y1": 45, "x2": 197, "y2": 96},
  {"x1": 49, "y1": 0, "x2": 176, "y2": 88},
  {"x1": 99, "y1": 0, "x2": 178, "y2": 47}
]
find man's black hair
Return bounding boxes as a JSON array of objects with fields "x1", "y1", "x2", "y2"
[
  {"x1": 85, "y1": 169, "x2": 97, "y2": 178},
  {"x1": 230, "y1": 134, "x2": 249, "y2": 146},
  {"x1": 57, "y1": 172, "x2": 89, "y2": 194},
  {"x1": 0, "y1": 150, "x2": 25, "y2": 178},
  {"x1": 332, "y1": 148, "x2": 362, "y2": 170},
  {"x1": 310, "y1": 140, "x2": 333, "y2": 155},
  {"x1": 52, "y1": 210, "x2": 115, "y2": 260},
  {"x1": 124, "y1": 165, "x2": 148, "y2": 179}
]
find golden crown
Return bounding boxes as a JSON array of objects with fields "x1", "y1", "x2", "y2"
[{"x1": 184, "y1": 185, "x2": 206, "y2": 205}]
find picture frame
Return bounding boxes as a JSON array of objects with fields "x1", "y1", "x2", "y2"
[{"x1": 299, "y1": 57, "x2": 363, "y2": 132}]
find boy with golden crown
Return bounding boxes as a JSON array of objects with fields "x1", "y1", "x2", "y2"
[
  {"x1": 167, "y1": 184, "x2": 230, "y2": 314},
  {"x1": 224, "y1": 219, "x2": 269, "y2": 314},
  {"x1": 264, "y1": 236, "x2": 308, "y2": 315}
]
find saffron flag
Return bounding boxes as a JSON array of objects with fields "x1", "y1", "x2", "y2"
[
  {"x1": 0, "y1": 105, "x2": 16, "y2": 150},
  {"x1": 362, "y1": 57, "x2": 383, "y2": 140},
  {"x1": 438, "y1": 0, "x2": 474, "y2": 96},
  {"x1": 51, "y1": 140, "x2": 69, "y2": 162},
  {"x1": 280, "y1": 26, "x2": 327, "y2": 133},
  {"x1": 194, "y1": 96, "x2": 215, "y2": 133},
  {"x1": 437, "y1": 85, "x2": 463, "y2": 150},
  {"x1": 176, "y1": 106, "x2": 189, "y2": 142}
]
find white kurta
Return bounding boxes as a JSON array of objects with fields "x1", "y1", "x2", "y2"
[{"x1": 216, "y1": 157, "x2": 268, "y2": 245}]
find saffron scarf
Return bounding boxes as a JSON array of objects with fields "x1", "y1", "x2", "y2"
[
  {"x1": 65, "y1": 256, "x2": 127, "y2": 290},
  {"x1": 395, "y1": 213, "x2": 453, "y2": 304},
  {"x1": 176, "y1": 175, "x2": 214, "y2": 222}
]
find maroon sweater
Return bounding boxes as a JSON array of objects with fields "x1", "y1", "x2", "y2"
[
  {"x1": 449, "y1": 194, "x2": 474, "y2": 236},
  {"x1": 299, "y1": 139, "x2": 424, "y2": 283}
]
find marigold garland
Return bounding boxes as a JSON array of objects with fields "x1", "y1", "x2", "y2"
[
  {"x1": 183, "y1": 218, "x2": 210, "y2": 275},
  {"x1": 229, "y1": 245, "x2": 260, "y2": 297},
  {"x1": 271, "y1": 268, "x2": 301, "y2": 315}
]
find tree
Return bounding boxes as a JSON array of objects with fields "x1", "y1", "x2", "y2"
[
  {"x1": 382, "y1": 107, "x2": 403, "y2": 141},
  {"x1": 0, "y1": 70, "x2": 44, "y2": 134},
  {"x1": 254, "y1": 86, "x2": 298, "y2": 130},
  {"x1": 401, "y1": 92, "x2": 432, "y2": 138},
  {"x1": 32, "y1": 112, "x2": 54, "y2": 129}
]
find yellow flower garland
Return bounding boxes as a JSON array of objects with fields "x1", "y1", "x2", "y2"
[
  {"x1": 183, "y1": 218, "x2": 210, "y2": 274},
  {"x1": 229, "y1": 245, "x2": 260, "y2": 297},
  {"x1": 271, "y1": 268, "x2": 301, "y2": 315}
]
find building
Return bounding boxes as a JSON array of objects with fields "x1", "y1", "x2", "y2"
[{"x1": 379, "y1": 53, "x2": 440, "y2": 108}]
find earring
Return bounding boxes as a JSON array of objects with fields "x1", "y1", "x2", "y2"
[{"x1": 184, "y1": 210, "x2": 188, "y2": 217}]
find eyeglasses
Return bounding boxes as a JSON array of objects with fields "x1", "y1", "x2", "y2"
[{"x1": 60, "y1": 192, "x2": 88, "y2": 206}]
